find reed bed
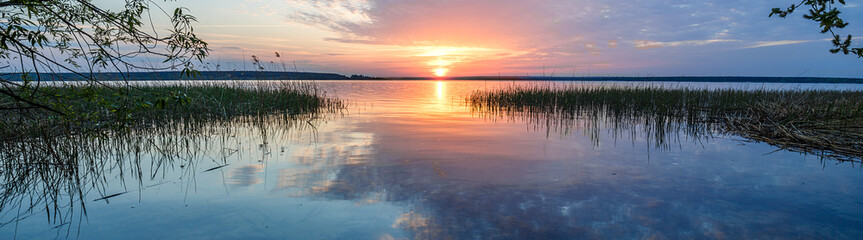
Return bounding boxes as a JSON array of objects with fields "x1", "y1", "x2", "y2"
[
  {"x1": 467, "y1": 85, "x2": 863, "y2": 162},
  {"x1": 0, "y1": 81, "x2": 343, "y2": 234},
  {"x1": 1, "y1": 81, "x2": 343, "y2": 138}
]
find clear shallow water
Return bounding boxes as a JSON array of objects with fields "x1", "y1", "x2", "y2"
[{"x1": 4, "y1": 81, "x2": 863, "y2": 239}]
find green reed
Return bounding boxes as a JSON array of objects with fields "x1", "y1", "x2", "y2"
[
  {"x1": 2, "y1": 81, "x2": 342, "y2": 137},
  {"x1": 468, "y1": 85, "x2": 863, "y2": 162},
  {"x1": 0, "y1": 81, "x2": 343, "y2": 236}
]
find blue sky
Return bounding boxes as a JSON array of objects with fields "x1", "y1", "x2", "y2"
[{"x1": 138, "y1": 0, "x2": 863, "y2": 77}]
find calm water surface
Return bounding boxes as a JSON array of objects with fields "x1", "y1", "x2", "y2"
[{"x1": 5, "y1": 81, "x2": 863, "y2": 239}]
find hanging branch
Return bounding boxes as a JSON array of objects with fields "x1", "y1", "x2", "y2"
[
  {"x1": 0, "y1": 0, "x2": 209, "y2": 114},
  {"x1": 771, "y1": 0, "x2": 863, "y2": 58}
]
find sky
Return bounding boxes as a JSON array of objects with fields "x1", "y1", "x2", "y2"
[{"x1": 132, "y1": 0, "x2": 863, "y2": 77}]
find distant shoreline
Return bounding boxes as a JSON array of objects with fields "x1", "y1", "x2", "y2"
[
  {"x1": 387, "y1": 76, "x2": 863, "y2": 84},
  {"x1": 2, "y1": 71, "x2": 862, "y2": 84}
]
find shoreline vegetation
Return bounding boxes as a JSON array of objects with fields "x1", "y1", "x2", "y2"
[
  {"x1": 0, "y1": 81, "x2": 344, "y2": 232},
  {"x1": 467, "y1": 86, "x2": 863, "y2": 162},
  {"x1": 1, "y1": 81, "x2": 344, "y2": 140}
]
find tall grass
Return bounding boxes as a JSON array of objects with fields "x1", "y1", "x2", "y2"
[
  {"x1": 1, "y1": 81, "x2": 343, "y2": 137},
  {"x1": 0, "y1": 81, "x2": 343, "y2": 236},
  {"x1": 468, "y1": 85, "x2": 863, "y2": 162}
]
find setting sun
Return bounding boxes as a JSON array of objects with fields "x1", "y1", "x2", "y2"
[{"x1": 433, "y1": 68, "x2": 449, "y2": 77}]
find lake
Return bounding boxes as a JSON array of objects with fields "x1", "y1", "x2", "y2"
[{"x1": 4, "y1": 80, "x2": 863, "y2": 239}]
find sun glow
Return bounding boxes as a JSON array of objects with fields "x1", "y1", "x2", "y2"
[
  {"x1": 419, "y1": 47, "x2": 475, "y2": 77},
  {"x1": 411, "y1": 46, "x2": 522, "y2": 77}
]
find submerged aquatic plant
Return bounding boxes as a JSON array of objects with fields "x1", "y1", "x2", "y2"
[{"x1": 467, "y1": 85, "x2": 863, "y2": 162}]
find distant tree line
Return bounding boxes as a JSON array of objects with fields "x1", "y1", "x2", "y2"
[{"x1": 2, "y1": 71, "x2": 382, "y2": 81}]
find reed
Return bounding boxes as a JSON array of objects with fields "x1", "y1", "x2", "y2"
[
  {"x1": 0, "y1": 81, "x2": 343, "y2": 235},
  {"x1": 467, "y1": 85, "x2": 863, "y2": 162},
  {"x1": 1, "y1": 81, "x2": 342, "y2": 137}
]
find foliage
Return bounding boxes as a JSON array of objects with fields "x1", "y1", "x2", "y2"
[
  {"x1": 0, "y1": 0, "x2": 209, "y2": 118},
  {"x1": 771, "y1": 0, "x2": 863, "y2": 58}
]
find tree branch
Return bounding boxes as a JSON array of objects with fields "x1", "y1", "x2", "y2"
[{"x1": 0, "y1": 0, "x2": 49, "y2": 8}]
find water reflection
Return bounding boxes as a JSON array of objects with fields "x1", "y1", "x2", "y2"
[
  {"x1": 229, "y1": 165, "x2": 264, "y2": 187},
  {"x1": 311, "y1": 81, "x2": 863, "y2": 239},
  {"x1": 2, "y1": 81, "x2": 863, "y2": 239},
  {"x1": 436, "y1": 81, "x2": 445, "y2": 100},
  {"x1": 0, "y1": 112, "x2": 330, "y2": 238}
]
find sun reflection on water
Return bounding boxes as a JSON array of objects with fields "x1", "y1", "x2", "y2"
[{"x1": 436, "y1": 81, "x2": 445, "y2": 100}]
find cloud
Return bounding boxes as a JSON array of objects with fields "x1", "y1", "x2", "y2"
[
  {"x1": 745, "y1": 39, "x2": 823, "y2": 49},
  {"x1": 323, "y1": 37, "x2": 378, "y2": 45},
  {"x1": 286, "y1": 0, "x2": 610, "y2": 47},
  {"x1": 632, "y1": 39, "x2": 739, "y2": 49},
  {"x1": 713, "y1": 29, "x2": 730, "y2": 39},
  {"x1": 252, "y1": 0, "x2": 863, "y2": 76},
  {"x1": 284, "y1": 0, "x2": 772, "y2": 50},
  {"x1": 194, "y1": 24, "x2": 287, "y2": 28},
  {"x1": 285, "y1": 0, "x2": 373, "y2": 33},
  {"x1": 584, "y1": 42, "x2": 601, "y2": 54}
]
